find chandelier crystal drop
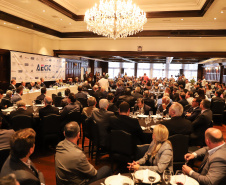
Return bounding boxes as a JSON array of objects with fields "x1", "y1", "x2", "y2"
[{"x1": 84, "y1": 0, "x2": 147, "y2": 39}]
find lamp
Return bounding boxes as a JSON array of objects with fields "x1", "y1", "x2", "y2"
[{"x1": 84, "y1": 0, "x2": 147, "y2": 39}]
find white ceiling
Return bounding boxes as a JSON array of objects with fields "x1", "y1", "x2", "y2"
[{"x1": 0, "y1": 0, "x2": 226, "y2": 35}]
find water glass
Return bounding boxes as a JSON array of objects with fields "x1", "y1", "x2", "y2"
[
  {"x1": 175, "y1": 170, "x2": 186, "y2": 185},
  {"x1": 163, "y1": 170, "x2": 173, "y2": 184},
  {"x1": 148, "y1": 170, "x2": 156, "y2": 185}
]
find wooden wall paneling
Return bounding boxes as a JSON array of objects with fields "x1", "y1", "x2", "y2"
[
  {"x1": 220, "y1": 64, "x2": 224, "y2": 84},
  {"x1": 0, "y1": 50, "x2": 10, "y2": 92}
]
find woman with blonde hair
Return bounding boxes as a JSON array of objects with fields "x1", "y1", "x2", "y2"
[{"x1": 128, "y1": 124, "x2": 173, "y2": 173}]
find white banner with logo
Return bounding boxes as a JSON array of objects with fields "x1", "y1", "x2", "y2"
[{"x1": 10, "y1": 51, "x2": 65, "y2": 82}]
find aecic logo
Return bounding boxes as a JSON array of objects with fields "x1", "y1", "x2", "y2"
[{"x1": 36, "y1": 64, "x2": 51, "y2": 71}]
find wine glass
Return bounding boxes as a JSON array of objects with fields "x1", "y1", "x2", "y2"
[
  {"x1": 175, "y1": 170, "x2": 186, "y2": 185},
  {"x1": 148, "y1": 170, "x2": 156, "y2": 185},
  {"x1": 163, "y1": 170, "x2": 173, "y2": 185}
]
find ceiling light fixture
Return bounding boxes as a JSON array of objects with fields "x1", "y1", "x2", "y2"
[
  {"x1": 84, "y1": 0, "x2": 147, "y2": 39},
  {"x1": 214, "y1": 18, "x2": 217, "y2": 20},
  {"x1": 221, "y1": 11, "x2": 224, "y2": 13}
]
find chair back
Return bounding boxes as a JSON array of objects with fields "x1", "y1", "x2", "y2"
[
  {"x1": 77, "y1": 98, "x2": 88, "y2": 108},
  {"x1": 110, "y1": 130, "x2": 136, "y2": 156},
  {"x1": 89, "y1": 119, "x2": 100, "y2": 146},
  {"x1": 41, "y1": 114, "x2": 61, "y2": 135},
  {"x1": 55, "y1": 96, "x2": 63, "y2": 107},
  {"x1": 52, "y1": 94, "x2": 57, "y2": 105},
  {"x1": 66, "y1": 111, "x2": 81, "y2": 124},
  {"x1": 0, "y1": 149, "x2": 10, "y2": 171},
  {"x1": 211, "y1": 101, "x2": 225, "y2": 114},
  {"x1": 168, "y1": 134, "x2": 189, "y2": 162},
  {"x1": 11, "y1": 115, "x2": 33, "y2": 131},
  {"x1": 35, "y1": 99, "x2": 42, "y2": 104},
  {"x1": 83, "y1": 117, "x2": 92, "y2": 139}
]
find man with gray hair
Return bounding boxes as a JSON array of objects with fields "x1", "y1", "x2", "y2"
[
  {"x1": 91, "y1": 99, "x2": 114, "y2": 149},
  {"x1": 9, "y1": 100, "x2": 33, "y2": 120},
  {"x1": 39, "y1": 96, "x2": 59, "y2": 119},
  {"x1": 1, "y1": 90, "x2": 13, "y2": 108},
  {"x1": 161, "y1": 102, "x2": 192, "y2": 136},
  {"x1": 158, "y1": 96, "x2": 172, "y2": 115},
  {"x1": 55, "y1": 122, "x2": 111, "y2": 185},
  {"x1": 132, "y1": 87, "x2": 143, "y2": 100}
]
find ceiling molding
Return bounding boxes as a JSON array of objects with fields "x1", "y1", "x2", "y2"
[
  {"x1": 38, "y1": 0, "x2": 214, "y2": 20},
  {"x1": 53, "y1": 50, "x2": 226, "y2": 58}
]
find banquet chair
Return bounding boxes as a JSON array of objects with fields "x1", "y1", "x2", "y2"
[
  {"x1": 35, "y1": 99, "x2": 42, "y2": 104},
  {"x1": 110, "y1": 130, "x2": 136, "y2": 171},
  {"x1": 77, "y1": 98, "x2": 88, "y2": 108},
  {"x1": 168, "y1": 134, "x2": 189, "y2": 173},
  {"x1": 82, "y1": 116, "x2": 92, "y2": 155},
  {"x1": 0, "y1": 149, "x2": 10, "y2": 172},
  {"x1": 211, "y1": 101, "x2": 225, "y2": 125},
  {"x1": 54, "y1": 96, "x2": 63, "y2": 107},
  {"x1": 66, "y1": 111, "x2": 82, "y2": 124},
  {"x1": 11, "y1": 115, "x2": 33, "y2": 131},
  {"x1": 39, "y1": 114, "x2": 61, "y2": 150}
]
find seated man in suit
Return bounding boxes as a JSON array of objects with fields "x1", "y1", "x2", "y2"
[
  {"x1": 190, "y1": 99, "x2": 213, "y2": 146},
  {"x1": 158, "y1": 96, "x2": 172, "y2": 116},
  {"x1": 61, "y1": 93, "x2": 82, "y2": 121},
  {"x1": 91, "y1": 99, "x2": 114, "y2": 149},
  {"x1": 143, "y1": 91, "x2": 155, "y2": 112},
  {"x1": 0, "y1": 128, "x2": 45, "y2": 185},
  {"x1": 39, "y1": 96, "x2": 59, "y2": 120},
  {"x1": 132, "y1": 87, "x2": 143, "y2": 100},
  {"x1": 110, "y1": 102, "x2": 145, "y2": 145},
  {"x1": 35, "y1": 80, "x2": 41, "y2": 89},
  {"x1": 161, "y1": 102, "x2": 192, "y2": 136},
  {"x1": 211, "y1": 90, "x2": 225, "y2": 114},
  {"x1": 82, "y1": 97, "x2": 98, "y2": 118},
  {"x1": 40, "y1": 77, "x2": 46, "y2": 88},
  {"x1": 134, "y1": 98, "x2": 151, "y2": 115},
  {"x1": 21, "y1": 81, "x2": 26, "y2": 89},
  {"x1": 1, "y1": 90, "x2": 13, "y2": 109},
  {"x1": 185, "y1": 97, "x2": 202, "y2": 122},
  {"x1": 178, "y1": 92, "x2": 189, "y2": 108},
  {"x1": 27, "y1": 81, "x2": 35, "y2": 91},
  {"x1": 12, "y1": 86, "x2": 23, "y2": 104},
  {"x1": 55, "y1": 122, "x2": 111, "y2": 185},
  {"x1": 75, "y1": 85, "x2": 87, "y2": 99},
  {"x1": 9, "y1": 100, "x2": 33, "y2": 120},
  {"x1": 186, "y1": 91, "x2": 194, "y2": 105},
  {"x1": 107, "y1": 93, "x2": 118, "y2": 113},
  {"x1": 82, "y1": 81, "x2": 92, "y2": 91},
  {"x1": 183, "y1": 128, "x2": 226, "y2": 185},
  {"x1": 8, "y1": 79, "x2": 16, "y2": 93},
  {"x1": 36, "y1": 87, "x2": 46, "y2": 102},
  {"x1": 118, "y1": 88, "x2": 135, "y2": 108},
  {"x1": 53, "y1": 79, "x2": 60, "y2": 87}
]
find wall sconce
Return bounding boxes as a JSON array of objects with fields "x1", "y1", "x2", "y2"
[{"x1": 74, "y1": 63, "x2": 78, "y2": 66}]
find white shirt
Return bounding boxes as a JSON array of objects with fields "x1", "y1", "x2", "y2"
[
  {"x1": 98, "y1": 78, "x2": 109, "y2": 92},
  {"x1": 185, "y1": 83, "x2": 191, "y2": 91},
  {"x1": 187, "y1": 97, "x2": 194, "y2": 105}
]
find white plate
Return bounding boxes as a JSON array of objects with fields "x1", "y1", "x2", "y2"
[
  {"x1": 170, "y1": 175, "x2": 199, "y2": 185},
  {"x1": 137, "y1": 115, "x2": 148, "y2": 118},
  {"x1": 105, "y1": 175, "x2": 133, "y2": 185},
  {"x1": 163, "y1": 117, "x2": 171, "y2": 120},
  {"x1": 134, "y1": 169, "x2": 161, "y2": 184},
  {"x1": 151, "y1": 115, "x2": 163, "y2": 118}
]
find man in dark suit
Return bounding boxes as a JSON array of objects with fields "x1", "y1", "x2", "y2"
[
  {"x1": 158, "y1": 96, "x2": 172, "y2": 116},
  {"x1": 161, "y1": 102, "x2": 192, "y2": 136},
  {"x1": 0, "y1": 128, "x2": 45, "y2": 185},
  {"x1": 39, "y1": 96, "x2": 59, "y2": 120},
  {"x1": 178, "y1": 92, "x2": 189, "y2": 108},
  {"x1": 107, "y1": 93, "x2": 118, "y2": 113},
  {"x1": 118, "y1": 88, "x2": 135, "y2": 108},
  {"x1": 61, "y1": 93, "x2": 82, "y2": 121},
  {"x1": 134, "y1": 98, "x2": 151, "y2": 115},
  {"x1": 0, "y1": 89, "x2": 4, "y2": 110},
  {"x1": 114, "y1": 81, "x2": 125, "y2": 100},
  {"x1": 40, "y1": 77, "x2": 46, "y2": 87},
  {"x1": 190, "y1": 99, "x2": 213, "y2": 146},
  {"x1": 75, "y1": 85, "x2": 87, "y2": 99},
  {"x1": 143, "y1": 91, "x2": 155, "y2": 112},
  {"x1": 27, "y1": 81, "x2": 35, "y2": 90},
  {"x1": 132, "y1": 87, "x2": 143, "y2": 100},
  {"x1": 110, "y1": 102, "x2": 145, "y2": 145},
  {"x1": 12, "y1": 86, "x2": 23, "y2": 104},
  {"x1": 92, "y1": 85, "x2": 102, "y2": 100},
  {"x1": 1, "y1": 90, "x2": 13, "y2": 109},
  {"x1": 185, "y1": 98, "x2": 202, "y2": 122},
  {"x1": 210, "y1": 90, "x2": 225, "y2": 114},
  {"x1": 8, "y1": 79, "x2": 16, "y2": 93},
  {"x1": 36, "y1": 87, "x2": 46, "y2": 102},
  {"x1": 91, "y1": 99, "x2": 114, "y2": 149},
  {"x1": 183, "y1": 128, "x2": 226, "y2": 185},
  {"x1": 83, "y1": 71, "x2": 89, "y2": 81},
  {"x1": 9, "y1": 100, "x2": 33, "y2": 120}
]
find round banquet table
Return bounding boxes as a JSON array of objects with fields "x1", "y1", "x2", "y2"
[{"x1": 89, "y1": 173, "x2": 166, "y2": 185}]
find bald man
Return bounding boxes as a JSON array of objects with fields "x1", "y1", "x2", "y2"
[
  {"x1": 39, "y1": 96, "x2": 59, "y2": 119},
  {"x1": 182, "y1": 128, "x2": 226, "y2": 185}
]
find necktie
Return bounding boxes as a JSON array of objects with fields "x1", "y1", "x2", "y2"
[{"x1": 198, "y1": 152, "x2": 209, "y2": 173}]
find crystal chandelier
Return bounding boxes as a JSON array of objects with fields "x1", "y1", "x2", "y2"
[{"x1": 84, "y1": 0, "x2": 147, "y2": 39}]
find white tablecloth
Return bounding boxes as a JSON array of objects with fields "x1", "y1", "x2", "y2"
[{"x1": 21, "y1": 85, "x2": 78, "y2": 105}]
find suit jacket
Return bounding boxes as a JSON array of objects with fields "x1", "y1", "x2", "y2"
[
  {"x1": 36, "y1": 94, "x2": 45, "y2": 101},
  {"x1": 118, "y1": 95, "x2": 135, "y2": 108},
  {"x1": 0, "y1": 155, "x2": 45, "y2": 185},
  {"x1": 132, "y1": 92, "x2": 143, "y2": 100},
  {"x1": 211, "y1": 97, "x2": 225, "y2": 114},
  {"x1": 134, "y1": 104, "x2": 151, "y2": 115},
  {"x1": 190, "y1": 109, "x2": 212, "y2": 146},
  {"x1": 115, "y1": 86, "x2": 125, "y2": 99},
  {"x1": 178, "y1": 99, "x2": 189, "y2": 107},
  {"x1": 1, "y1": 97, "x2": 13, "y2": 108},
  {"x1": 61, "y1": 102, "x2": 82, "y2": 120},
  {"x1": 39, "y1": 105, "x2": 59, "y2": 119},
  {"x1": 107, "y1": 102, "x2": 118, "y2": 113},
  {"x1": 186, "y1": 107, "x2": 201, "y2": 122},
  {"x1": 158, "y1": 102, "x2": 172, "y2": 116},
  {"x1": 27, "y1": 84, "x2": 35, "y2": 90},
  {"x1": 0, "y1": 129, "x2": 15, "y2": 150},
  {"x1": 109, "y1": 115, "x2": 145, "y2": 145},
  {"x1": 11, "y1": 93, "x2": 22, "y2": 103},
  {"x1": 55, "y1": 139, "x2": 97, "y2": 185},
  {"x1": 91, "y1": 109, "x2": 114, "y2": 147},
  {"x1": 191, "y1": 144, "x2": 226, "y2": 185},
  {"x1": 161, "y1": 116, "x2": 192, "y2": 136},
  {"x1": 75, "y1": 92, "x2": 87, "y2": 99},
  {"x1": 143, "y1": 98, "x2": 155, "y2": 111},
  {"x1": 9, "y1": 108, "x2": 33, "y2": 120},
  {"x1": 8, "y1": 84, "x2": 16, "y2": 92},
  {"x1": 82, "y1": 106, "x2": 98, "y2": 118},
  {"x1": 137, "y1": 141, "x2": 173, "y2": 173}
]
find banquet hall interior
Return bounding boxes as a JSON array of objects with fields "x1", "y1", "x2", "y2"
[{"x1": 0, "y1": 0, "x2": 226, "y2": 185}]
